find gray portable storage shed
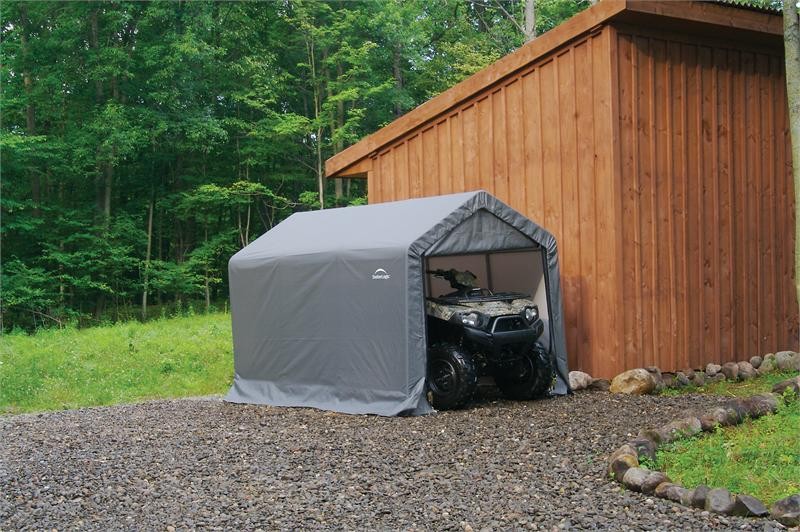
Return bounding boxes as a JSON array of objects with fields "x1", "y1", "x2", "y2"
[{"x1": 226, "y1": 190, "x2": 570, "y2": 416}]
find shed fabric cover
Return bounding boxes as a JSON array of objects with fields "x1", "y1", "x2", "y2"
[{"x1": 226, "y1": 190, "x2": 570, "y2": 416}]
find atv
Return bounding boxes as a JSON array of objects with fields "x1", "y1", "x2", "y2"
[{"x1": 425, "y1": 268, "x2": 554, "y2": 410}]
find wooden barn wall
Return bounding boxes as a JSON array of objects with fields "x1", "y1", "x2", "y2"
[
  {"x1": 369, "y1": 29, "x2": 619, "y2": 376},
  {"x1": 613, "y1": 24, "x2": 797, "y2": 375}
]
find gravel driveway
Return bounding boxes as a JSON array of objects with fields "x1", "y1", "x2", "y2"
[{"x1": 0, "y1": 391, "x2": 786, "y2": 530}]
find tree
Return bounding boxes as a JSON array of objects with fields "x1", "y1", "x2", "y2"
[{"x1": 0, "y1": 0, "x2": 586, "y2": 331}]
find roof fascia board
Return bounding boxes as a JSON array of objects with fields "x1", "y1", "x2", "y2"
[{"x1": 622, "y1": 1, "x2": 783, "y2": 37}]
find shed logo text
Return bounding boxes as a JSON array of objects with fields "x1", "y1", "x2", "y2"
[{"x1": 372, "y1": 268, "x2": 391, "y2": 280}]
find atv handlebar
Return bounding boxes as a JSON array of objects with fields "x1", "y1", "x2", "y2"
[{"x1": 426, "y1": 268, "x2": 478, "y2": 291}]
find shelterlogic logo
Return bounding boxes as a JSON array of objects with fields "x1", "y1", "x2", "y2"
[{"x1": 372, "y1": 268, "x2": 391, "y2": 280}]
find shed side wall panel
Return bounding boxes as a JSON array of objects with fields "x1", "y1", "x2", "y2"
[
  {"x1": 368, "y1": 29, "x2": 619, "y2": 376},
  {"x1": 613, "y1": 24, "x2": 797, "y2": 373}
]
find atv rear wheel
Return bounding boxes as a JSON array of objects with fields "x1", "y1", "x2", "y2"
[
  {"x1": 495, "y1": 342, "x2": 553, "y2": 400},
  {"x1": 427, "y1": 343, "x2": 478, "y2": 410}
]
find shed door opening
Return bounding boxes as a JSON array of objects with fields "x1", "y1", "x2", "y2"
[{"x1": 424, "y1": 249, "x2": 551, "y2": 351}]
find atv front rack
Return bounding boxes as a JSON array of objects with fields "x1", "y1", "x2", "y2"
[{"x1": 427, "y1": 291, "x2": 531, "y2": 305}]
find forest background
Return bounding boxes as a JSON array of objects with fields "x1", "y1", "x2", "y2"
[{"x1": 2, "y1": 0, "x2": 613, "y2": 332}]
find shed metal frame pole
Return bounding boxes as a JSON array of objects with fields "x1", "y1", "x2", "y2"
[{"x1": 485, "y1": 252, "x2": 494, "y2": 292}]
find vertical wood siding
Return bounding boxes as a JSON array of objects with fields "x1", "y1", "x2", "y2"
[
  {"x1": 614, "y1": 25, "x2": 796, "y2": 373},
  {"x1": 364, "y1": 22, "x2": 794, "y2": 377},
  {"x1": 369, "y1": 29, "x2": 619, "y2": 376}
]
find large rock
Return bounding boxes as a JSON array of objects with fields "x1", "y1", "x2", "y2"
[
  {"x1": 737, "y1": 361, "x2": 756, "y2": 380},
  {"x1": 674, "y1": 372, "x2": 690, "y2": 387},
  {"x1": 640, "y1": 471, "x2": 670, "y2": 495},
  {"x1": 627, "y1": 437, "x2": 657, "y2": 462},
  {"x1": 654, "y1": 482, "x2": 688, "y2": 503},
  {"x1": 705, "y1": 487, "x2": 736, "y2": 515},
  {"x1": 587, "y1": 378, "x2": 610, "y2": 392},
  {"x1": 705, "y1": 363, "x2": 722, "y2": 377},
  {"x1": 721, "y1": 362, "x2": 739, "y2": 381},
  {"x1": 776, "y1": 351, "x2": 799, "y2": 371},
  {"x1": 732, "y1": 494, "x2": 769, "y2": 517},
  {"x1": 770, "y1": 494, "x2": 800, "y2": 527},
  {"x1": 759, "y1": 355, "x2": 777, "y2": 374},
  {"x1": 710, "y1": 373, "x2": 726, "y2": 384},
  {"x1": 661, "y1": 373, "x2": 676, "y2": 388},
  {"x1": 654, "y1": 482, "x2": 677, "y2": 499},
  {"x1": 699, "y1": 408, "x2": 726, "y2": 431},
  {"x1": 658, "y1": 417, "x2": 702, "y2": 443},
  {"x1": 720, "y1": 399, "x2": 747, "y2": 424},
  {"x1": 645, "y1": 366, "x2": 664, "y2": 391},
  {"x1": 638, "y1": 428, "x2": 664, "y2": 445},
  {"x1": 699, "y1": 406, "x2": 740, "y2": 431},
  {"x1": 682, "y1": 368, "x2": 696, "y2": 380},
  {"x1": 568, "y1": 370, "x2": 593, "y2": 391},
  {"x1": 772, "y1": 376, "x2": 800, "y2": 397},
  {"x1": 610, "y1": 369, "x2": 656, "y2": 395},
  {"x1": 739, "y1": 393, "x2": 778, "y2": 418},
  {"x1": 622, "y1": 467, "x2": 650, "y2": 492},
  {"x1": 749, "y1": 356, "x2": 762, "y2": 369},
  {"x1": 608, "y1": 444, "x2": 638, "y2": 481},
  {"x1": 664, "y1": 485, "x2": 690, "y2": 503},
  {"x1": 691, "y1": 485, "x2": 711, "y2": 509}
]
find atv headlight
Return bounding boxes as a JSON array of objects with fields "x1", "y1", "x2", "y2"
[
  {"x1": 458, "y1": 311, "x2": 487, "y2": 329},
  {"x1": 523, "y1": 305, "x2": 539, "y2": 323}
]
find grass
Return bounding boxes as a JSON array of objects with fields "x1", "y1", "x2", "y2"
[
  {"x1": 656, "y1": 371, "x2": 800, "y2": 506},
  {"x1": 659, "y1": 370, "x2": 797, "y2": 398},
  {"x1": 0, "y1": 312, "x2": 234, "y2": 414}
]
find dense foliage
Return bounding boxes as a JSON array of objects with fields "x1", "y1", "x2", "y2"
[{"x1": 1, "y1": 0, "x2": 588, "y2": 331}]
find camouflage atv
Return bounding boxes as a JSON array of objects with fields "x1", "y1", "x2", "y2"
[{"x1": 425, "y1": 269, "x2": 553, "y2": 410}]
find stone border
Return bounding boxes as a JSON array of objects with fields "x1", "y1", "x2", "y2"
[
  {"x1": 569, "y1": 351, "x2": 800, "y2": 395},
  {"x1": 605, "y1": 374, "x2": 800, "y2": 526}
]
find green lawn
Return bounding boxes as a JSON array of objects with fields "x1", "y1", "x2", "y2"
[
  {"x1": 656, "y1": 371, "x2": 800, "y2": 506},
  {"x1": 0, "y1": 312, "x2": 234, "y2": 414},
  {"x1": 660, "y1": 370, "x2": 798, "y2": 398}
]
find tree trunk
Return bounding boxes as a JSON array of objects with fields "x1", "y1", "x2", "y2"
[
  {"x1": 90, "y1": 9, "x2": 111, "y2": 222},
  {"x1": 237, "y1": 210, "x2": 244, "y2": 247},
  {"x1": 329, "y1": 60, "x2": 345, "y2": 199},
  {"x1": 90, "y1": 11, "x2": 103, "y2": 102},
  {"x1": 335, "y1": 62, "x2": 346, "y2": 198},
  {"x1": 393, "y1": 45, "x2": 404, "y2": 117},
  {"x1": 103, "y1": 148, "x2": 114, "y2": 220},
  {"x1": 142, "y1": 195, "x2": 154, "y2": 321},
  {"x1": 19, "y1": 6, "x2": 40, "y2": 215},
  {"x1": 204, "y1": 267, "x2": 211, "y2": 311},
  {"x1": 785, "y1": 0, "x2": 800, "y2": 338},
  {"x1": 524, "y1": 0, "x2": 536, "y2": 42},
  {"x1": 95, "y1": 294, "x2": 105, "y2": 320},
  {"x1": 316, "y1": 121, "x2": 325, "y2": 208},
  {"x1": 244, "y1": 203, "x2": 251, "y2": 246},
  {"x1": 474, "y1": 2, "x2": 488, "y2": 32},
  {"x1": 204, "y1": 229, "x2": 210, "y2": 312},
  {"x1": 307, "y1": 36, "x2": 325, "y2": 209},
  {"x1": 111, "y1": 75, "x2": 120, "y2": 102}
]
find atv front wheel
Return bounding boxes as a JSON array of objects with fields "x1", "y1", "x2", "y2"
[
  {"x1": 495, "y1": 342, "x2": 553, "y2": 400},
  {"x1": 427, "y1": 343, "x2": 478, "y2": 410}
]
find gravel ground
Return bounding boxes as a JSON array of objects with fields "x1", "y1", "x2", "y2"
[{"x1": 0, "y1": 390, "x2": 788, "y2": 531}]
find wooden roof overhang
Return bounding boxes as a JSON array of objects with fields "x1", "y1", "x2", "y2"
[{"x1": 324, "y1": 0, "x2": 783, "y2": 179}]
